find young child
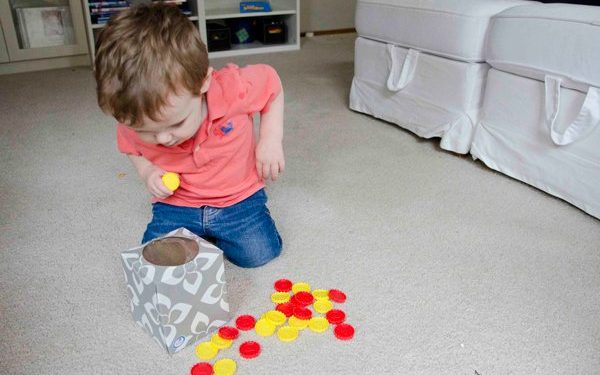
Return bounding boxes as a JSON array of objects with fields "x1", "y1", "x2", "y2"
[{"x1": 94, "y1": 3, "x2": 284, "y2": 268}]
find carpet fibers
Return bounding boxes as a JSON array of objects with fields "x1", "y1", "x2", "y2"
[{"x1": 1, "y1": 34, "x2": 599, "y2": 375}]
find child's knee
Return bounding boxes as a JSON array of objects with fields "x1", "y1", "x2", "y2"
[{"x1": 227, "y1": 236, "x2": 282, "y2": 268}]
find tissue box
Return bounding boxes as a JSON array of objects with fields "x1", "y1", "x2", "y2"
[{"x1": 120, "y1": 228, "x2": 230, "y2": 354}]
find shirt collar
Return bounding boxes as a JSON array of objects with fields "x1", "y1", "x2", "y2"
[
  {"x1": 206, "y1": 70, "x2": 227, "y2": 122},
  {"x1": 193, "y1": 72, "x2": 227, "y2": 148}
]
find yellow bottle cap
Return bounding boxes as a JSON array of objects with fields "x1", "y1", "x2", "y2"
[
  {"x1": 161, "y1": 172, "x2": 180, "y2": 191},
  {"x1": 312, "y1": 289, "x2": 330, "y2": 300},
  {"x1": 271, "y1": 291, "x2": 291, "y2": 304},
  {"x1": 195, "y1": 341, "x2": 219, "y2": 360},
  {"x1": 313, "y1": 299, "x2": 334, "y2": 314},
  {"x1": 265, "y1": 310, "x2": 286, "y2": 326},
  {"x1": 308, "y1": 317, "x2": 330, "y2": 333},
  {"x1": 292, "y1": 282, "x2": 311, "y2": 293},
  {"x1": 255, "y1": 318, "x2": 276, "y2": 336},
  {"x1": 213, "y1": 358, "x2": 237, "y2": 375},
  {"x1": 277, "y1": 326, "x2": 299, "y2": 342},
  {"x1": 288, "y1": 316, "x2": 309, "y2": 330},
  {"x1": 211, "y1": 333, "x2": 233, "y2": 349}
]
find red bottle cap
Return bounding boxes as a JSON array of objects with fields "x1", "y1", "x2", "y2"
[
  {"x1": 218, "y1": 326, "x2": 240, "y2": 340},
  {"x1": 235, "y1": 315, "x2": 257, "y2": 331},
  {"x1": 293, "y1": 306, "x2": 312, "y2": 320},
  {"x1": 190, "y1": 362, "x2": 213, "y2": 375},
  {"x1": 333, "y1": 323, "x2": 355, "y2": 340},
  {"x1": 328, "y1": 289, "x2": 347, "y2": 303},
  {"x1": 290, "y1": 294, "x2": 302, "y2": 307},
  {"x1": 274, "y1": 278, "x2": 293, "y2": 292},
  {"x1": 294, "y1": 291, "x2": 314, "y2": 306},
  {"x1": 325, "y1": 309, "x2": 346, "y2": 325},
  {"x1": 276, "y1": 302, "x2": 295, "y2": 317},
  {"x1": 239, "y1": 341, "x2": 261, "y2": 359}
]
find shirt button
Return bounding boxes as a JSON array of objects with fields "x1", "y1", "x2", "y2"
[{"x1": 195, "y1": 145, "x2": 200, "y2": 151}]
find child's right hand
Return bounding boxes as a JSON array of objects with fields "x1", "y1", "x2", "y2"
[{"x1": 140, "y1": 164, "x2": 173, "y2": 199}]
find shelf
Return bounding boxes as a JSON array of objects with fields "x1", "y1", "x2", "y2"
[
  {"x1": 209, "y1": 42, "x2": 298, "y2": 58},
  {"x1": 91, "y1": 15, "x2": 198, "y2": 29},
  {"x1": 83, "y1": 0, "x2": 300, "y2": 62},
  {"x1": 202, "y1": 0, "x2": 300, "y2": 58},
  {"x1": 205, "y1": 6, "x2": 296, "y2": 20}
]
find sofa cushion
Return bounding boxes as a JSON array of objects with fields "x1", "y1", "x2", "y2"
[
  {"x1": 486, "y1": 3, "x2": 600, "y2": 91},
  {"x1": 355, "y1": 0, "x2": 530, "y2": 62}
]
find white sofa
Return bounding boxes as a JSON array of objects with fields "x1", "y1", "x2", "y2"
[
  {"x1": 350, "y1": 0, "x2": 600, "y2": 219},
  {"x1": 350, "y1": 0, "x2": 529, "y2": 154},
  {"x1": 471, "y1": 3, "x2": 600, "y2": 219}
]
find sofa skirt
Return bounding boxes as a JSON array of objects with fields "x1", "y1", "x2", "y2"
[
  {"x1": 471, "y1": 68, "x2": 600, "y2": 219},
  {"x1": 350, "y1": 36, "x2": 489, "y2": 154}
]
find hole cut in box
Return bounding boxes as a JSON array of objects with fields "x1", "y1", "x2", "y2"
[{"x1": 142, "y1": 236, "x2": 199, "y2": 266}]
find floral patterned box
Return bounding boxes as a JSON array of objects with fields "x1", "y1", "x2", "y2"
[{"x1": 120, "y1": 228, "x2": 230, "y2": 354}]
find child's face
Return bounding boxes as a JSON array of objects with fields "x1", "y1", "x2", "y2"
[
  {"x1": 132, "y1": 90, "x2": 204, "y2": 147},
  {"x1": 130, "y1": 69, "x2": 213, "y2": 147}
]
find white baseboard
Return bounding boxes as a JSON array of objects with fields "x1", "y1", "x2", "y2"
[{"x1": 0, "y1": 54, "x2": 90, "y2": 75}]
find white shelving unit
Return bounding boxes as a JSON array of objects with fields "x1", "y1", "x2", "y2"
[
  {"x1": 82, "y1": 0, "x2": 299, "y2": 62},
  {"x1": 200, "y1": 0, "x2": 300, "y2": 58}
]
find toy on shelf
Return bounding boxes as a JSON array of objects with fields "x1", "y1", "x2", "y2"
[{"x1": 239, "y1": 1, "x2": 272, "y2": 13}]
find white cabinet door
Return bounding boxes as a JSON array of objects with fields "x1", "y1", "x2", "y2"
[
  {"x1": 0, "y1": 22, "x2": 9, "y2": 63},
  {"x1": 0, "y1": 0, "x2": 88, "y2": 62}
]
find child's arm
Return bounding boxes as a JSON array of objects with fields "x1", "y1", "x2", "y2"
[
  {"x1": 127, "y1": 154, "x2": 173, "y2": 198},
  {"x1": 256, "y1": 90, "x2": 285, "y2": 181}
]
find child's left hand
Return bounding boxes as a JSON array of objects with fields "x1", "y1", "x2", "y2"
[{"x1": 256, "y1": 139, "x2": 285, "y2": 181}]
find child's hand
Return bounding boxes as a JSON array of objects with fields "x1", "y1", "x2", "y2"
[
  {"x1": 256, "y1": 139, "x2": 285, "y2": 181},
  {"x1": 140, "y1": 164, "x2": 174, "y2": 199}
]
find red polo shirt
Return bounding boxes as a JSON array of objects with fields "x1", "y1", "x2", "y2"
[{"x1": 116, "y1": 64, "x2": 282, "y2": 207}]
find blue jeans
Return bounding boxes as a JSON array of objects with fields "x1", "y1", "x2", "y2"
[{"x1": 142, "y1": 189, "x2": 282, "y2": 268}]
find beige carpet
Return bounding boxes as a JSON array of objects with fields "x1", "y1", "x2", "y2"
[{"x1": 1, "y1": 34, "x2": 599, "y2": 375}]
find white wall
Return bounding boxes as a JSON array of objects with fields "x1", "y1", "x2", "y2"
[{"x1": 300, "y1": 0, "x2": 357, "y2": 32}]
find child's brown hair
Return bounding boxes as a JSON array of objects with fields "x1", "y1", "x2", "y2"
[{"x1": 94, "y1": 3, "x2": 209, "y2": 127}]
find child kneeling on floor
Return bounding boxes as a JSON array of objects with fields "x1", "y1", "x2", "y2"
[{"x1": 94, "y1": 3, "x2": 285, "y2": 268}]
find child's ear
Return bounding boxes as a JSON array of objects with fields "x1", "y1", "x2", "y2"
[{"x1": 200, "y1": 67, "x2": 214, "y2": 94}]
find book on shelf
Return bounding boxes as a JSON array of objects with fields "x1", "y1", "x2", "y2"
[
  {"x1": 153, "y1": 0, "x2": 188, "y2": 4},
  {"x1": 151, "y1": 0, "x2": 190, "y2": 11},
  {"x1": 89, "y1": 0, "x2": 130, "y2": 25},
  {"x1": 15, "y1": 6, "x2": 75, "y2": 49},
  {"x1": 88, "y1": 1, "x2": 129, "y2": 7},
  {"x1": 89, "y1": 0, "x2": 192, "y2": 26},
  {"x1": 90, "y1": 7, "x2": 132, "y2": 14}
]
